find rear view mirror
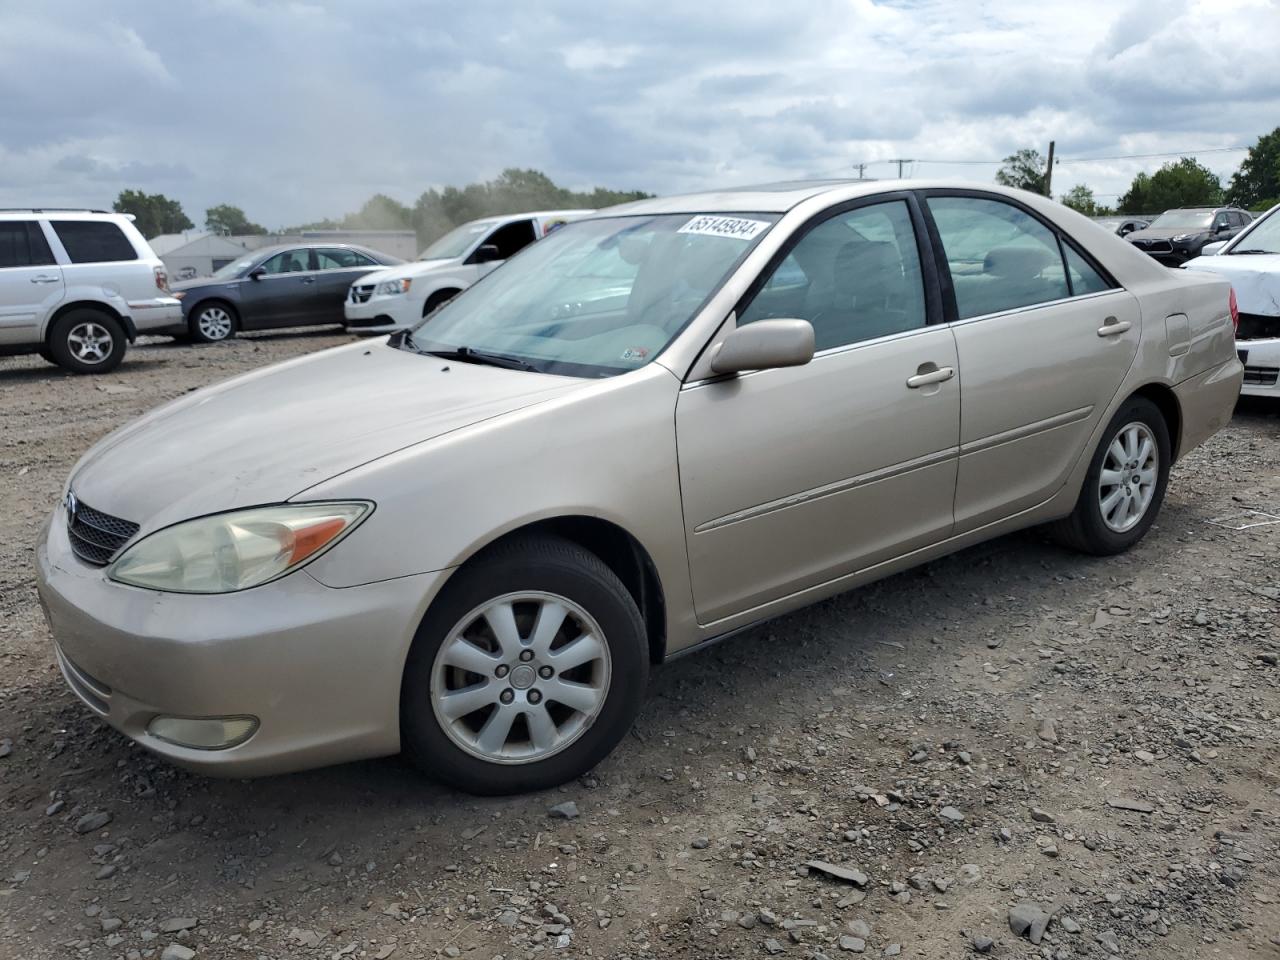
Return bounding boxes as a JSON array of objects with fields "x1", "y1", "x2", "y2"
[
  {"x1": 711, "y1": 319, "x2": 815, "y2": 375},
  {"x1": 473, "y1": 244, "x2": 501, "y2": 264}
]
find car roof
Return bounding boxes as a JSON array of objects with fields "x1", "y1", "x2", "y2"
[
  {"x1": 248, "y1": 242, "x2": 380, "y2": 257},
  {"x1": 462, "y1": 209, "x2": 594, "y2": 227},
  {"x1": 0, "y1": 209, "x2": 122, "y2": 220}
]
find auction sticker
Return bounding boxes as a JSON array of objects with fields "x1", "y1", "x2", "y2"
[{"x1": 677, "y1": 215, "x2": 771, "y2": 241}]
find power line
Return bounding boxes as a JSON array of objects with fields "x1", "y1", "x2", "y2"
[{"x1": 898, "y1": 146, "x2": 1248, "y2": 166}]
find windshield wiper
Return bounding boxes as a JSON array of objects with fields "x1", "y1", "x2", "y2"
[
  {"x1": 1230, "y1": 248, "x2": 1276, "y2": 255},
  {"x1": 425, "y1": 346, "x2": 539, "y2": 372}
]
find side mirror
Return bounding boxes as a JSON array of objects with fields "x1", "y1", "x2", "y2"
[
  {"x1": 1214, "y1": 221, "x2": 1231, "y2": 234},
  {"x1": 710, "y1": 319, "x2": 815, "y2": 375},
  {"x1": 472, "y1": 244, "x2": 501, "y2": 264},
  {"x1": 248, "y1": 267, "x2": 266, "y2": 280}
]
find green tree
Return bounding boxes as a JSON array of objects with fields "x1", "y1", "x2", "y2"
[
  {"x1": 1118, "y1": 157, "x2": 1223, "y2": 215},
  {"x1": 1226, "y1": 127, "x2": 1280, "y2": 211},
  {"x1": 1060, "y1": 184, "x2": 1103, "y2": 217},
  {"x1": 112, "y1": 189, "x2": 193, "y2": 238},
  {"x1": 205, "y1": 204, "x2": 267, "y2": 236},
  {"x1": 994, "y1": 149, "x2": 1048, "y2": 194}
]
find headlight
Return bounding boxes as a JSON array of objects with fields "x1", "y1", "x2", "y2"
[
  {"x1": 375, "y1": 279, "x2": 411, "y2": 296},
  {"x1": 107, "y1": 502, "x2": 371, "y2": 594},
  {"x1": 1171, "y1": 234, "x2": 1192, "y2": 242}
]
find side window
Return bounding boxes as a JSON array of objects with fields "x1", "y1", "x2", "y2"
[
  {"x1": 50, "y1": 221, "x2": 137, "y2": 263},
  {"x1": 1063, "y1": 245, "x2": 1110, "y2": 295},
  {"x1": 927, "y1": 196, "x2": 1069, "y2": 320},
  {"x1": 481, "y1": 220, "x2": 537, "y2": 260},
  {"x1": 0, "y1": 221, "x2": 55, "y2": 268},
  {"x1": 315, "y1": 248, "x2": 375, "y2": 270},
  {"x1": 260, "y1": 250, "x2": 312, "y2": 274},
  {"x1": 739, "y1": 200, "x2": 927, "y2": 351}
]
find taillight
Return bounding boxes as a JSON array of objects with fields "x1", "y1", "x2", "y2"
[
  {"x1": 154, "y1": 265, "x2": 169, "y2": 292},
  {"x1": 1228, "y1": 287, "x2": 1239, "y2": 334}
]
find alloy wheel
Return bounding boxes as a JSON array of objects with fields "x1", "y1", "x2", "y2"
[
  {"x1": 66, "y1": 321, "x2": 114, "y2": 365},
  {"x1": 1098, "y1": 421, "x2": 1158, "y2": 533},
  {"x1": 429, "y1": 591, "x2": 612, "y2": 765},
  {"x1": 197, "y1": 306, "x2": 234, "y2": 341}
]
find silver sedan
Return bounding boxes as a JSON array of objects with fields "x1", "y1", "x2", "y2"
[{"x1": 36, "y1": 180, "x2": 1243, "y2": 794}]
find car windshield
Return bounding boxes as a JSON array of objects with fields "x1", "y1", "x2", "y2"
[
  {"x1": 418, "y1": 221, "x2": 495, "y2": 260},
  {"x1": 210, "y1": 256, "x2": 256, "y2": 279},
  {"x1": 1150, "y1": 210, "x2": 1214, "y2": 229},
  {"x1": 1229, "y1": 209, "x2": 1280, "y2": 254},
  {"x1": 403, "y1": 213, "x2": 779, "y2": 377}
]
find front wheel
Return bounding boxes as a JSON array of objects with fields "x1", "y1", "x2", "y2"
[
  {"x1": 401, "y1": 537, "x2": 648, "y2": 795},
  {"x1": 1049, "y1": 396, "x2": 1171, "y2": 555}
]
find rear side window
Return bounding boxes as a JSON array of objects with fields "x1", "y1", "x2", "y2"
[
  {"x1": 315, "y1": 248, "x2": 376, "y2": 269},
  {"x1": 51, "y1": 221, "x2": 137, "y2": 263},
  {"x1": 927, "y1": 196, "x2": 1069, "y2": 320},
  {"x1": 1063, "y1": 245, "x2": 1110, "y2": 295},
  {"x1": 0, "y1": 221, "x2": 56, "y2": 268}
]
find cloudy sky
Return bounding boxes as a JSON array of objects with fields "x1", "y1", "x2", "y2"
[{"x1": 2, "y1": 0, "x2": 1277, "y2": 229}]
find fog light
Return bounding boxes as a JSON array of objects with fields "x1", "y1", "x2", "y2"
[{"x1": 147, "y1": 715, "x2": 258, "y2": 750}]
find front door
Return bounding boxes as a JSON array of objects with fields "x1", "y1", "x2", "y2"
[
  {"x1": 676, "y1": 198, "x2": 961, "y2": 625},
  {"x1": 0, "y1": 220, "x2": 63, "y2": 346},
  {"x1": 240, "y1": 248, "x2": 318, "y2": 327},
  {"x1": 923, "y1": 193, "x2": 1141, "y2": 532}
]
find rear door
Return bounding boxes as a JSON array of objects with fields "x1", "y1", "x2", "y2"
[
  {"x1": 313, "y1": 248, "x2": 381, "y2": 321},
  {"x1": 923, "y1": 192, "x2": 1141, "y2": 533},
  {"x1": 0, "y1": 220, "x2": 63, "y2": 345}
]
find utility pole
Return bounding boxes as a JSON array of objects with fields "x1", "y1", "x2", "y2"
[
  {"x1": 888, "y1": 158, "x2": 914, "y2": 179},
  {"x1": 1044, "y1": 140, "x2": 1055, "y2": 198},
  {"x1": 852, "y1": 163, "x2": 867, "y2": 180}
]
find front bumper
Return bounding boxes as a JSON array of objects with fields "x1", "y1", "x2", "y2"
[
  {"x1": 35, "y1": 510, "x2": 446, "y2": 777},
  {"x1": 127, "y1": 297, "x2": 184, "y2": 333},
  {"x1": 1237, "y1": 338, "x2": 1280, "y2": 398},
  {"x1": 344, "y1": 294, "x2": 417, "y2": 334}
]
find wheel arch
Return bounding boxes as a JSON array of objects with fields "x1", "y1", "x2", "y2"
[
  {"x1": 1129, "y1": 381, "x2": 1183, "y2": 461},
  {"x1": 189, "y1": 296, "x2": 241, "y2": 327},
  {"x1": 422, "y1": 287, "x2": 463, "y2": 316},
  {"x1": 44, "y1": 300, "x2": 129, "y2": 343},
  {"x1": 444, "y1": 516, "x2": 668, "y2": 664}
]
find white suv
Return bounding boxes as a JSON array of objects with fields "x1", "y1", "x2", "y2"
[
  {"x1": 343, "y1": 210, "x2": 593, "y2": 334},
  {"x1": 0, "y1": 209, "x2": 182, "y2": 373}
]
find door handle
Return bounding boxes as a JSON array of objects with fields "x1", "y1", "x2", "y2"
[
  {"x1": 1097, "y1": 316, "x2": 1131, "y2": 337},
  {"x1": 29, "y1": 275, "x2": 59, "y2": 284},
  {"x1": 905, "y1": 365, "x2": 955, "y2": 389},
  {"x1": 300, "y1": 276, "x2": 316, "y2": 284}
]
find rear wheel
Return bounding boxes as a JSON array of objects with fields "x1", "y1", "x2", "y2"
[
  {"x1": 1049, "y1": 396, "x2": 1170, "y2": 555},
  {"x1": 47, "y1": 310, "x2": 126, "y2": 374},
  {"x1": 189, "y1": 302, "x2": 237, "y2": 342},
  {"x1": 401, "y1": 536, "x2": 648, "y2": 795}
]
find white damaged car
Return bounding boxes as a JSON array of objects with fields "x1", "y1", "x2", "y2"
[
  {"x1": 344, "y1": 210, "x2": 593, "y2": 335},
  {"x1": 1184, "y1": 202, "x2": 1280, "y2": 399}
]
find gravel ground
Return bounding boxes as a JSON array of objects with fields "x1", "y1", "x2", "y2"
[{"x1": 1, "y1": 330, "x2": 1278, "y2": 960}]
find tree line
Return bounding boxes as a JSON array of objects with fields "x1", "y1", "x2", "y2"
[
  {"x1": 996, "y1": 126, "x2": 1280, "y2": 216},
  {"x1": 112, "y1": 168, "x2": 649, "y2": 245}
]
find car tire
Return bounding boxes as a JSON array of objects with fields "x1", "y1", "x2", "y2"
[
  {"x1": 47, "y1": 309, "x2": 127, "y2": 374},
  {"x1": 1048, "y1": 396, "x2": 1171, "y2": 556},
  {"x1": 188, "y1": 302, "x2": 238, "y2": 343},
  {"x1": 400, "y1": 536, "x2": 648, "y2": 795},
  {"x1": 422, "y1": 288, "x2": 459, "y2": 318}
]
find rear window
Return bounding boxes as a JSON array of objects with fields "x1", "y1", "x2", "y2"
[
  {"x1": 51, "y1": 220, "x2": 138, "y2": 264},
  {"x1": 0, "y1": 221, "x2": 56, "y2": 268}
]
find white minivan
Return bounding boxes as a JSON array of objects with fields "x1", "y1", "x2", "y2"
[
  {"x1": 343, "y1": 210, "x2": 593, "y2": 334},
  {"x1": 0, "y1": 209, "x2": 182, "y2": 373}
]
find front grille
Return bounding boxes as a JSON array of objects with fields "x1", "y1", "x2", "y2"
[
  {"x1": 1244, "y1": 366, "x2": 1279, "y2": 387},
  {"x1": 1134, "y1": 239, "x2": 1173, "y2": 254},
  {"x1": 345, "y1": 314, "x2": 395, "y2": 329},
  {"x1": 350, "y1": 284, "x2": 374, "y2": 304},
  {"x1": 66, "y1": 498, "x2": 138, "y2": 566}
]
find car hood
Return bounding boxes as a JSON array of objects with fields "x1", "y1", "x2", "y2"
[
  {"x1": 169, "y1": 276, "x2": 239, "y2": 293},
  {"x1": 1183, "y1": 253, "x2": 1280, "y2": 316},
  {"x1": 1126, "y1": 227, "x2": 1208, "y2": 241},
  {"x1": 69, "y1": 340, "x2": 586, "y2": 532},
  {"x1": 355, "y1": 258, "x2": 465, "y2": 285}
]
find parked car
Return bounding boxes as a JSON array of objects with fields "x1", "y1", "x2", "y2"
[
  {"x1": 162, "y1": 243, "x2": 401, "y2": 342},
  {"x1": 1183, "y1": 201, "x2": 1280, "y2": 398},
  {"x1": 343, "y1": 210, "x2": 593, "y2": 334},
  {"x1": 1093, "y1": 216, "x2": 1149, "y2": 237},
  {"x1": 37, "y1": 181, "x2": 1242, "y2": 794},
  {"x1": 0, "y1": 209, "x2": 181, "y2": 373},
  {"x1": 1125, "y1": 206, "x2": 1252, "y2": 265}
]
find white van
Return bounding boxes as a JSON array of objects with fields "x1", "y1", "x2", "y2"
[
  {"x1": 0, "y1": 209, "x2": 182, "y2": 373},
  {"x1": 343, "y1": 210, "x2": 592, "y2": 334}
]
